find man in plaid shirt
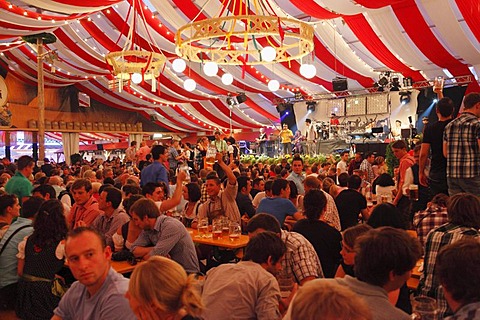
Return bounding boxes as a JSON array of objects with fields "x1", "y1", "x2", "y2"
[
  {"x1": 412, "y1": 193, "x2": 449, "y2": 248},
  {"x1": 443, "y1": 92, "x2": 480, "y2": 196},
  {"x1": 417, "y1": 193, "x2": 480, "y2": 319}
]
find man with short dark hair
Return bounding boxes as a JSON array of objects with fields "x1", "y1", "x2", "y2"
[
  {"x1": 236, "y1": 176, "x2": 255, "y2": 219},
  {"x1": 0, "y1": 196, "x2": 44, "y2": 310},
  {"x1": 419, "y1": 94, "x2": 454, "y2": 196},
  {"x1": 5, "y1": 155, "x2": 34, "y2": 204},
  {"x1": 359, "y1": 152, "x2": 375, "y2": 184},
  {"x1": 124, "y1": 140, "x2": 137, "y2": 164},
  {"x1": 287, "y1": 156, "x2": 305, "y2": 195},
  {"x1": 328, "y1": 227, "x2": 421, "y2": 320},
  {"x1": 246, "y1": 213, "x2": 323, "y2": 285},
  {"x1": 304, "y1": 119, "x2": 317, "y2": 156},
  {"x1": 443, "y1": 92, "x2": 480, "y2": 196},
  {"x1": 52, "y1": 227, "x2": 136, "y2": 320},
  {"x1": 347, "y1": 152, "x2": 363, "y2": 176},
  {"x1": 252, "y1": 179, "x2": 273, "y2": 208},
  {"x1": 418, "y1": 193, "x2": 480, "y2": 318},
  {"x1": 250, "y1": 178, "x2": 264, "y2": 199},
  {"x1": 130, "y1": 199, "x2": 199, "y2": 273},
  {"x1": 92, "y1": 187, "x2": 129, "y2": 249},
  {"x1": 437, "y1": 240, "x2": 480, "y2": 319},
  {"x1": 391, "y1": 140, "x2": 415, "y2": 221},
  {"x1": 336, "y1": 151, "x2": 349, "y2": 175},
  {"x1": 256, "y1": 179, "x2": 302, "y2": 226},
  {"x1": 195, "y1": 153, "x2": 240, "y2": 225},
  {"x1": 334, "y1": 175, "x2": 369, "y2": 230},
  {"x1": 68, "y1": 178, "x2": 101, "y2": 229},
  {"x1": 140, "y1": 145, "x2": 169, "y2": 189},
  {"x1": 201, "y1": 232, "x2": 286, "y2": 320}
]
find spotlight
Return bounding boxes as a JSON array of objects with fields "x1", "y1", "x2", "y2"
[
  {"x1": 433, "y1": 98, "x2": 438, "y2": 103},
  {"x1": 236, "y1": 92, "x2": 247, "y2": 104},
  {"x1": 378, "y1": 76, "x2": 389, "y2": 87},
  {"x1": 306, "y1": 101, "x2": 316, "y2": 113},
  {"x1": 226, "y1": 97, "x2": 236, "y2": 106},
  {"x1": 295, "y1": 92, "x2": 303, "y2": 100},
  {"x1": 390, "y1": 77, "x2": 401, "y2": 91},
  {"x1": 285, "y1": 111, "x2": 289, "y2": 115},
  {"x1": 399, "y1": 91, "x2": 411, "y2": 105},
  {"x1": 403, "y1": 77, "x2": 413, "y2": 87}
]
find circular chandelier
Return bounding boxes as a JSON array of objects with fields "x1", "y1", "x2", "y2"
[
  {"x1": 175, "y1": 14, "x2": 314, "y2": 66},
  {"x1": 105, "y1": 0, "x2": 167, "y2": 92}
]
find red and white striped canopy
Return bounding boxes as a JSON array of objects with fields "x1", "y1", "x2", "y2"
[{"x1": 0, "y1": 0, "x2": 479, "y2": 132}]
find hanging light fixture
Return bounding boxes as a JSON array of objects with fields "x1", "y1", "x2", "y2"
[
  {"x1": 221, "y1": 73, "x2": 234, "y2": 85},
  {"x1": 105, "y1": 0, "x2": 167, "y2": 92},
  {"x1": 268, "y1": 79, "x2": 280, "y2": 92},
  {"x1": 174, "y1": 0, "x2": 314, "y2": 68},
  {"x1": 203, "y1": 61, "x2": 219, "y2": 77},
  {"x1": 172, "y1": 58, "x2": 186, "y2": 73},
  {"x1": 184, "y1": 78, "x2": 196, "y2": 92}
]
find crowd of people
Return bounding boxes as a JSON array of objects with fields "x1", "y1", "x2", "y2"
[{"x1": 0, "y1": 92, "x2": 478, "y2": 320}]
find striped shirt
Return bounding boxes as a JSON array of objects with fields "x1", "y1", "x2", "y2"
[{"x1": 443, "y1": 112, "x2": 480, "y2": 178}]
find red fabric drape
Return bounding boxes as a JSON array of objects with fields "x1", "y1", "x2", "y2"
[
  {"x1": 392, "y1": 0, "x2": 480, "y2": 92},
  {"x1": 344, "y1": 14, "x2": 425, "y2": 82},
  {"x1": 455, "y1": 0, "x2": 480, "y2": 44},
  {"x1": 352, "y1": 0, "x2": 407, "y2": 9}
]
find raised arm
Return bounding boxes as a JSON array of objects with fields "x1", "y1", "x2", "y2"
[{"x1": 216, "y1": 152, "x2": 236, "y2": 185}]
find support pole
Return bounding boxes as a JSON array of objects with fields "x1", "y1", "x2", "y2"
[{"x1": 37, "y1": 37, "x2": 45, "y2": 162}]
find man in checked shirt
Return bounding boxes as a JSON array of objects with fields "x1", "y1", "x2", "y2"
[{"x1": 443, "y1": 92, "x2": 480, "y2": 196}]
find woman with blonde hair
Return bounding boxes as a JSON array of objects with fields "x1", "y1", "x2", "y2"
[
  {"x1": 126, "y1": 256, "x2": 202, "y2": 320},
  {"x1": 286, "y1": 280, "x2": 371, "y2": 320}
]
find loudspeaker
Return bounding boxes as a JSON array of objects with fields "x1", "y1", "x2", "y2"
[
  {"x1": 236, "y1": 93, "x2": 247, "y2": 104},
  {"x1": 332, "y1": 77, "x2": 348, "y2": 92},
  {"x1": 371, "y1": 127, "x2": 383, "y2": 134}
]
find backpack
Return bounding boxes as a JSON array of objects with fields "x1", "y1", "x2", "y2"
[{"x1": 58, "y1": 189, "x2": 75, "y2": 206}]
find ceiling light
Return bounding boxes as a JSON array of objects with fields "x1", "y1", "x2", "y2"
[
  {"x1": 172, "y1": 58, "x2": 186, "y2": 73},
  {"x1": 268, "y1": 79, "x2": 280, "y2": 92},
  {"x1": 261, "y1": 46, "x2": 276, "y2": 62},
  {"x1": 221, "y1": 73, "x2": 233, "y2": 85},
  {"x1": 184, "y1": 78, "x2": 196, "y2": 92},
  {"x1": 203, "y1": 61, "x2": 218, "y2": 77},
  {"x1": 131, "y1": 73, "x2": 142, "y2": 84}
]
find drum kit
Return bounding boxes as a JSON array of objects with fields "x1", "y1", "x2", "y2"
[{"x1": 313, "y1": 116, "x2": 380, "y2": 142}]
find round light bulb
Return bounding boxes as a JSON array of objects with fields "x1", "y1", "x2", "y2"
[
  {"x1": 261, "y1": 46, "x2": 276, "y2": 62},
  {"x1": 203, "y1": 61, "x2": 218, "y2": 77},
  {"x1": 184, "y1": 78, "x2": 196, "y2": 92},
  {"x1": 131, "y1": 72, "x2": 142, "y2": 84},
  {"x1": 304, "y1": 64, "x2": 317, "y2": 79},
  {"x1": 172, "y1": 58, "x2": 186, "y2": 73},
  {"x1": 268, "y1": 79, "x2": 280, "y2": 92},
  {"x1": 221, "y1": 73, "x2": 234, "y2": 85}
]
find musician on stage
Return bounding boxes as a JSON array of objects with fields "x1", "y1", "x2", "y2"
[
  {"x1": 292, "y1": 130, "x2": 303, "y2": 154},
  {"x1": 256, "y1": 127, "x2": 267, "y2": 156},
  {"x1": 305, "y1": 119, "x2": 317, "y2": 156},
  {"x1": 279, "y1": 123, "x2": 293, "y2": 156},
  {"x1": 391, "y1": 120, "x2": 402, "y2": 140},
  {"x1": 330, "y1": 113, "x2": 340, "y2": 126}
]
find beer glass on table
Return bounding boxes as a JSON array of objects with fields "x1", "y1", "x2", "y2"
[
  {"x1": 212, "y1": 219, "x2": 223, "y2": 240},
  {"x1": 228, "y1": 222, "x2": 241, "y2": 241},
  {"x1": 198, "y1": 218, "x2": 209, "y2": 238},
  {"x1": 411, "y1": 296, "x2": 437, "y2": 320}
]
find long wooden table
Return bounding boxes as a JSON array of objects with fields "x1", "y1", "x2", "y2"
[
  {"x1": 111, "y1": 260, "x2": 143, "y2": 274},
  {"x1": 187, "y1": 228, "x2": 250, "y2": 249},
  {"x1": 407, "y1": 258, "x2": 423, "y2": 290}
]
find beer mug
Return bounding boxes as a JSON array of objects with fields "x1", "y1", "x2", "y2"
[
  {"x1": 212, "y1": 220, "x2": 223, "y2": 240},
  {"x1": 433, "y1": 76, "x2": 444, "y2": 92},
  {"x1": 198, "y1": 218, "x2": 209, "y2": 237},
  {"x1": 205, "y1": 146, "x2": 217, "y2": 166},
  {"x1": 228, "y1": 222, "x2": 241, "y2": 241},
  {"x1": 411, "y1": 296, "x2": 438, "y2": 320},
  {"x1": 409, "y1": 184, "x2": 419, "y2": 201}
]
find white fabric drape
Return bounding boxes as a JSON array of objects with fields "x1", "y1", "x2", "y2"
[{"x1": 62, "y1": 132, "x2": 79, "y2": 165}]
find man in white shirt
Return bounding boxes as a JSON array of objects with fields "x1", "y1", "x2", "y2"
[
  {"x1": 304, "y1": 119, "x2": 317, "y2": 156},
  {"x1": 336, "y1": 151, "x2": 349, "y2": 175}
]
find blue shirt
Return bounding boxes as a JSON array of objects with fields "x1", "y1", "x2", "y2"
[
  {"x1": 0, "y1": 217, "x2": 33, "y2": 288},
  {"x1": 287, "y1": 172, "x2": 305, "y2": 195},
  {"x1": 140, "y1": 160, "x2": 169, "y2": 190},
  {"x1": 256, "y1": 197, "x2": 297, "y2": 226},
  {"x1": 54, "y1": 268, "x2": 136, "y2": 320}
]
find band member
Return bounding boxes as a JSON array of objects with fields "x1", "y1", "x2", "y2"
[
  {"x1": 280, "y1": 123, "x2": 293, "y2": 156},
  {"x1": 256, "y1": 128, "x2": 267, "y2": 156},
  {"x1": 305, "y1": 119, "x2": 317, "y2": 156},
  {"x1": 330, "y1": 113, "x2": 340, "y2": 126},
  {"x1": 292, "y1": 130, "x2": 304, "y2": 154},
  {"x1": 391, "y1": 120, "x2": 402, "y2": 140}
]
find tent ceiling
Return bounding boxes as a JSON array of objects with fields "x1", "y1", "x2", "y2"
[{"x1": 0, "y1": 0, "x2": 479, "y2": 132}]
